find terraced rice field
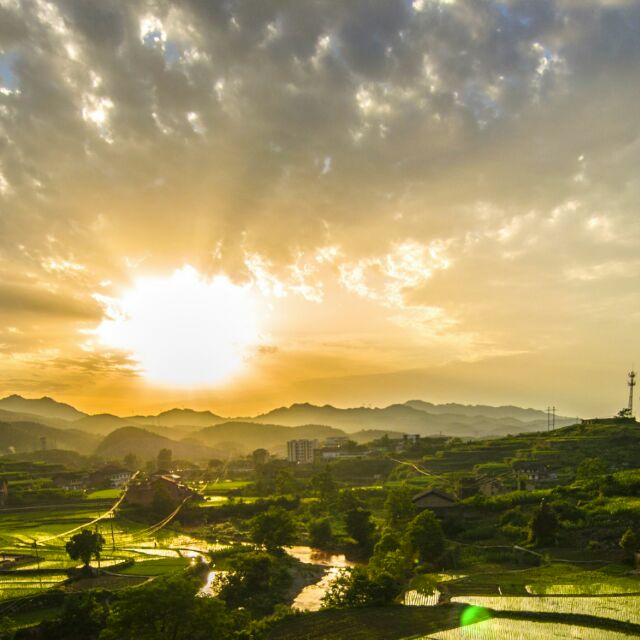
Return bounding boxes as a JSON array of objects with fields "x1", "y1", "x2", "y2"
[
  {"x1": 118, "y1": 557, "x2": 191, "y2": 576},
  {"x1": 451, "y1": 595, "x2": 640, "y2": 625},
  {"x1": 0, "y1": 573, "x2": 68, "y2": 599},
  {"x1": 426, "y1": 618, "x2": 636, "y2": 639}
]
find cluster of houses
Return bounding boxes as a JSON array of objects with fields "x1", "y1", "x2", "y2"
[
  {"x1": 411, "y1": 459, "x2": 559, "y2": 513},
  {"x1": 53, "y1": 465, "x2": 133, "y2": 492},
  {"x1": 53, "y1": 465, "x2": 200, "y2": 508},
  {"x1": 286, "y1": 434, "x2": 421, "y2": 464}
]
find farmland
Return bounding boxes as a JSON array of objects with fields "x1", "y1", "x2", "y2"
[{"x1": 0, "y1": 413, "x2": 639, "y2": 639}]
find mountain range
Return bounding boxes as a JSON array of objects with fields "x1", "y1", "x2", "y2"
[{"x1": 0, "y1": 394, "x2": 576, "y2": 461}]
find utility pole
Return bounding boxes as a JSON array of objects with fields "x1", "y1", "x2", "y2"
[
  {"x1": 95, "y1": 521, "x2": 101, "y2": 570},
  {"x1": 110, "y1": 512, "x2": 116, "y2": 551},
  {"x1": 547, "y1": 406, "x2": 551, "y2": 432},
  {"x1": 552, "y1": 406, "x2": 556, "y2": 430}
]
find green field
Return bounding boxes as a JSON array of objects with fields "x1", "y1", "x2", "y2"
[
  {"x1": 119, "y1": 557, "x2": 191, "y2": 576},
  {"x1": 427, "y1": 618, "x2": 635, "y2": 639},
  {"x1": 86, "y1": 489, "x2": 122, "y2": 500},
  {"x1": 0, "y1": 498, "x2": 212, "y2": 606},
  {"x1": 267, "y1": 605, "x2": 467, "y2": 639},
  {"x1": 451, "y1": 595, "x2": 640, "y2": 625},
  {"x1": 203, "y1": 480, "x2": 253, "y2": 494}
]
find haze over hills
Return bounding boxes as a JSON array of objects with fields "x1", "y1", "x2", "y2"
[
  {"x1": 129, "y1": 408, "x2": 226, "y2": 429},
  {"x1": 405, "y1": 400, "x2": 563, "y2": 422},
  {"x1": 0, "y1": 420, "x2": 99, "y2": 455},
  {"x1": 241, "y1": 402, "x2": 573, "y2": 437},
  {"x1": 0, "y1": 394, "x2": 86, "y2": 422},
  {"x1": 0, "y1": 394, "x2": 577, "y2": 460},
  {"x1": 95, "y1": 426, "x2": 223, "y2": 461}
]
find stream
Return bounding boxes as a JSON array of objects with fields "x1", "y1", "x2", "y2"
[
  {"x1": 285, "y1": 546, "x2": 358, "y2": 611},
  {"x1": 198, "y1": 545, "x2": 358, "y2": 609}
]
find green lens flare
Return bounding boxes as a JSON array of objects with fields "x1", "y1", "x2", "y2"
[{"x1": 460, "y1": 605, "x2": 492, "y2": 627}]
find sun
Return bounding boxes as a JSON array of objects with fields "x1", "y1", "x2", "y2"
[{"x1": 95, "y1": 266, "x2": 261, "y2": 387}]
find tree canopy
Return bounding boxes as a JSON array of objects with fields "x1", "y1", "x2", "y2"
[
  {"x1": 65, "y1": 530, "x2": 105, "y2": 568},
  {"x1": 249, "y1": 506, "x2": 296, "y2": 550}
]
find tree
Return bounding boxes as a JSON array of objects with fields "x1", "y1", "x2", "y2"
[
  {"x1": 309, "y1": 517, "x2": 333, "y2": 548},
  {"x1": 322, "y1": 567, "x2": 401, "y2": 608},
  {"x1": 384, "y1": 486, "x2": 415, "y2": 528},
  {"x1": 215, "y1": 551, "x2": 292, "y2": 617},
  {"x1": 157, "y1": 448, "x2": 173, "y2": 472},
  {"x1": 528, "y1": 499, "x2": 558, "y2": 546},
  {"x1": 336, "y1": 489, "x2": 364, "y2": 513},
  {"x1": 407, "y1": 510, "x2": 445, "y2": 563},
  {"x1": 35, "y1": 592, "x2": 109, "y2": 640},
  {"x1": 577, "y1": 458, "x2": 607, "y2": 481},
  {"x1": 101, "y1": 574, "x2": 233, "y2": 640},
  {"x1": 249, "y1": 507, "x2": 296, "y2": 550},
  {"x1": 619, "y1": 528, "x2": 640, "y2": 562},
  {"x1": 65, "y1": 530, "x2": 105, "y2": 568},
  {"x1": 345, "y1": 507, "x2": 375, "y2": 551},
  {"x1": 123, "y1": 452, "x2": 139, "y2": 472},
  {"x1": 312, "y1": 466, "x2": 338, "y2": 505}
]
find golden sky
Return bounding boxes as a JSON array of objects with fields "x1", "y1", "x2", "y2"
[{"x1": 0, "y1": 0, "x2": 638, "y2": 418}]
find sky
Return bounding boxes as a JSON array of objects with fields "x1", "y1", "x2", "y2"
[{"x1": 0, "y1": 0, "x2": 639, "y2": 418}]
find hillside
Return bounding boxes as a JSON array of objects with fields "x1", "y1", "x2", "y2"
[
  {"x1": 240, "y1": 402, "x2": 568, "y2": 437},
  {"x1": 72, "y1": 413, "x2": 131, "y2": 434},
  {"x1": 95, "y1": 426, "x2": 221, "y2": 461},
  {"x1": 197, "y1": 422, "x2": 346, "y2": 455},
  {"x1": 127, "y1": 408, "x2": 226, "y2": 429},
  {"x1": 0, "y1": 421, "x2": 99, "y2": 455},
  {"x1": 0, "y1": 394, "x2": 86, "y2": 421},
  {"x1": 405, "y1": 399, "x2": 572, "y2": 423},
  {"x1": 0, "y1": 395, "x2": 577, "y2": 444},
  {"x1": 0, "y1": 408, "x2": 71, "y2": 429}
]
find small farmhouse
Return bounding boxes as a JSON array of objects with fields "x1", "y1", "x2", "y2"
[
  {"x1": 125, "y1": 474, "x2": 200, "y2": 508},
  {"x1": 412, "y1": 488, "x2": 457, "y2": 512}
]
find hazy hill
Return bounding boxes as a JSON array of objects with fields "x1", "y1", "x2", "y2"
[
  {"x1": 0, "y1": 408, "x2": 71, "y2": 429},
  {"x1": 72, "y1": 413, "x2": 131, "y2": 434},
  {"x1": 95, "y1": 426, "x2": 220, "y2": 461},
  {"x1": 0, "y1": 395, "x2": 86, "y2": 422},
  {"x1": 0, "y1": 394, "x2": 576, "y2": 443},
  {"x1": 0, "y1": 421, "x2": 99, "y2": 455},
  {"x1": 0, "y1": 449, "x2": 89, "y2": 469},
  {"x1": 405, "y1": 399, "x2": 572, "y2": 423},
  {"x1": 127, "y1": 408, "x2": 226, "y2": 429},
  {"x1": 197, "y1": 421, "x2": 346, "y2": 455},
  {"x1": 240, "y1": 402, "x2": 566, "y2": 437}
]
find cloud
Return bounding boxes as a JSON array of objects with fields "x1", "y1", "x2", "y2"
[
  {"x1": 0, "y1": 0, "x2": 639, "y2": 412},
  {"x1": 0, "y1": 282, "x2": 101, "y2": 320}
]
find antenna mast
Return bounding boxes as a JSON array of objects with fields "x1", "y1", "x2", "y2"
[{"x1": 628, "y1": 370, "x2": 636, "y2": 417}]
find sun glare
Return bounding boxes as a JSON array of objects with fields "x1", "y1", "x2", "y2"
[{"x1": 95, "y1": 266, "x2": 261, "y2": 387}]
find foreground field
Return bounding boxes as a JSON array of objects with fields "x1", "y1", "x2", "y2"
[
  {"x1": 427, "y1": 618, "x2": 637, "y2": 639},
  {"x1": 267, "y1": 605, "x2": 467, "y2": 640}
]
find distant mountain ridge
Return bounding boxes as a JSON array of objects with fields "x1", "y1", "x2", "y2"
[
  {"x1": 0, "y1": 395, "x2": 576, "y2": 454},
  {"x1": 405, "y1": 399, "x2": 558, "y2": 422},
  {"x1": 129, "y1": 408, "x2": 226, "y2": 428},
  {"x1": 0, "y1": 395, "x2": 86, "y2": 422},
  {"x1": 238, "y1": 402, "x2": 574, "y2": 437}
]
